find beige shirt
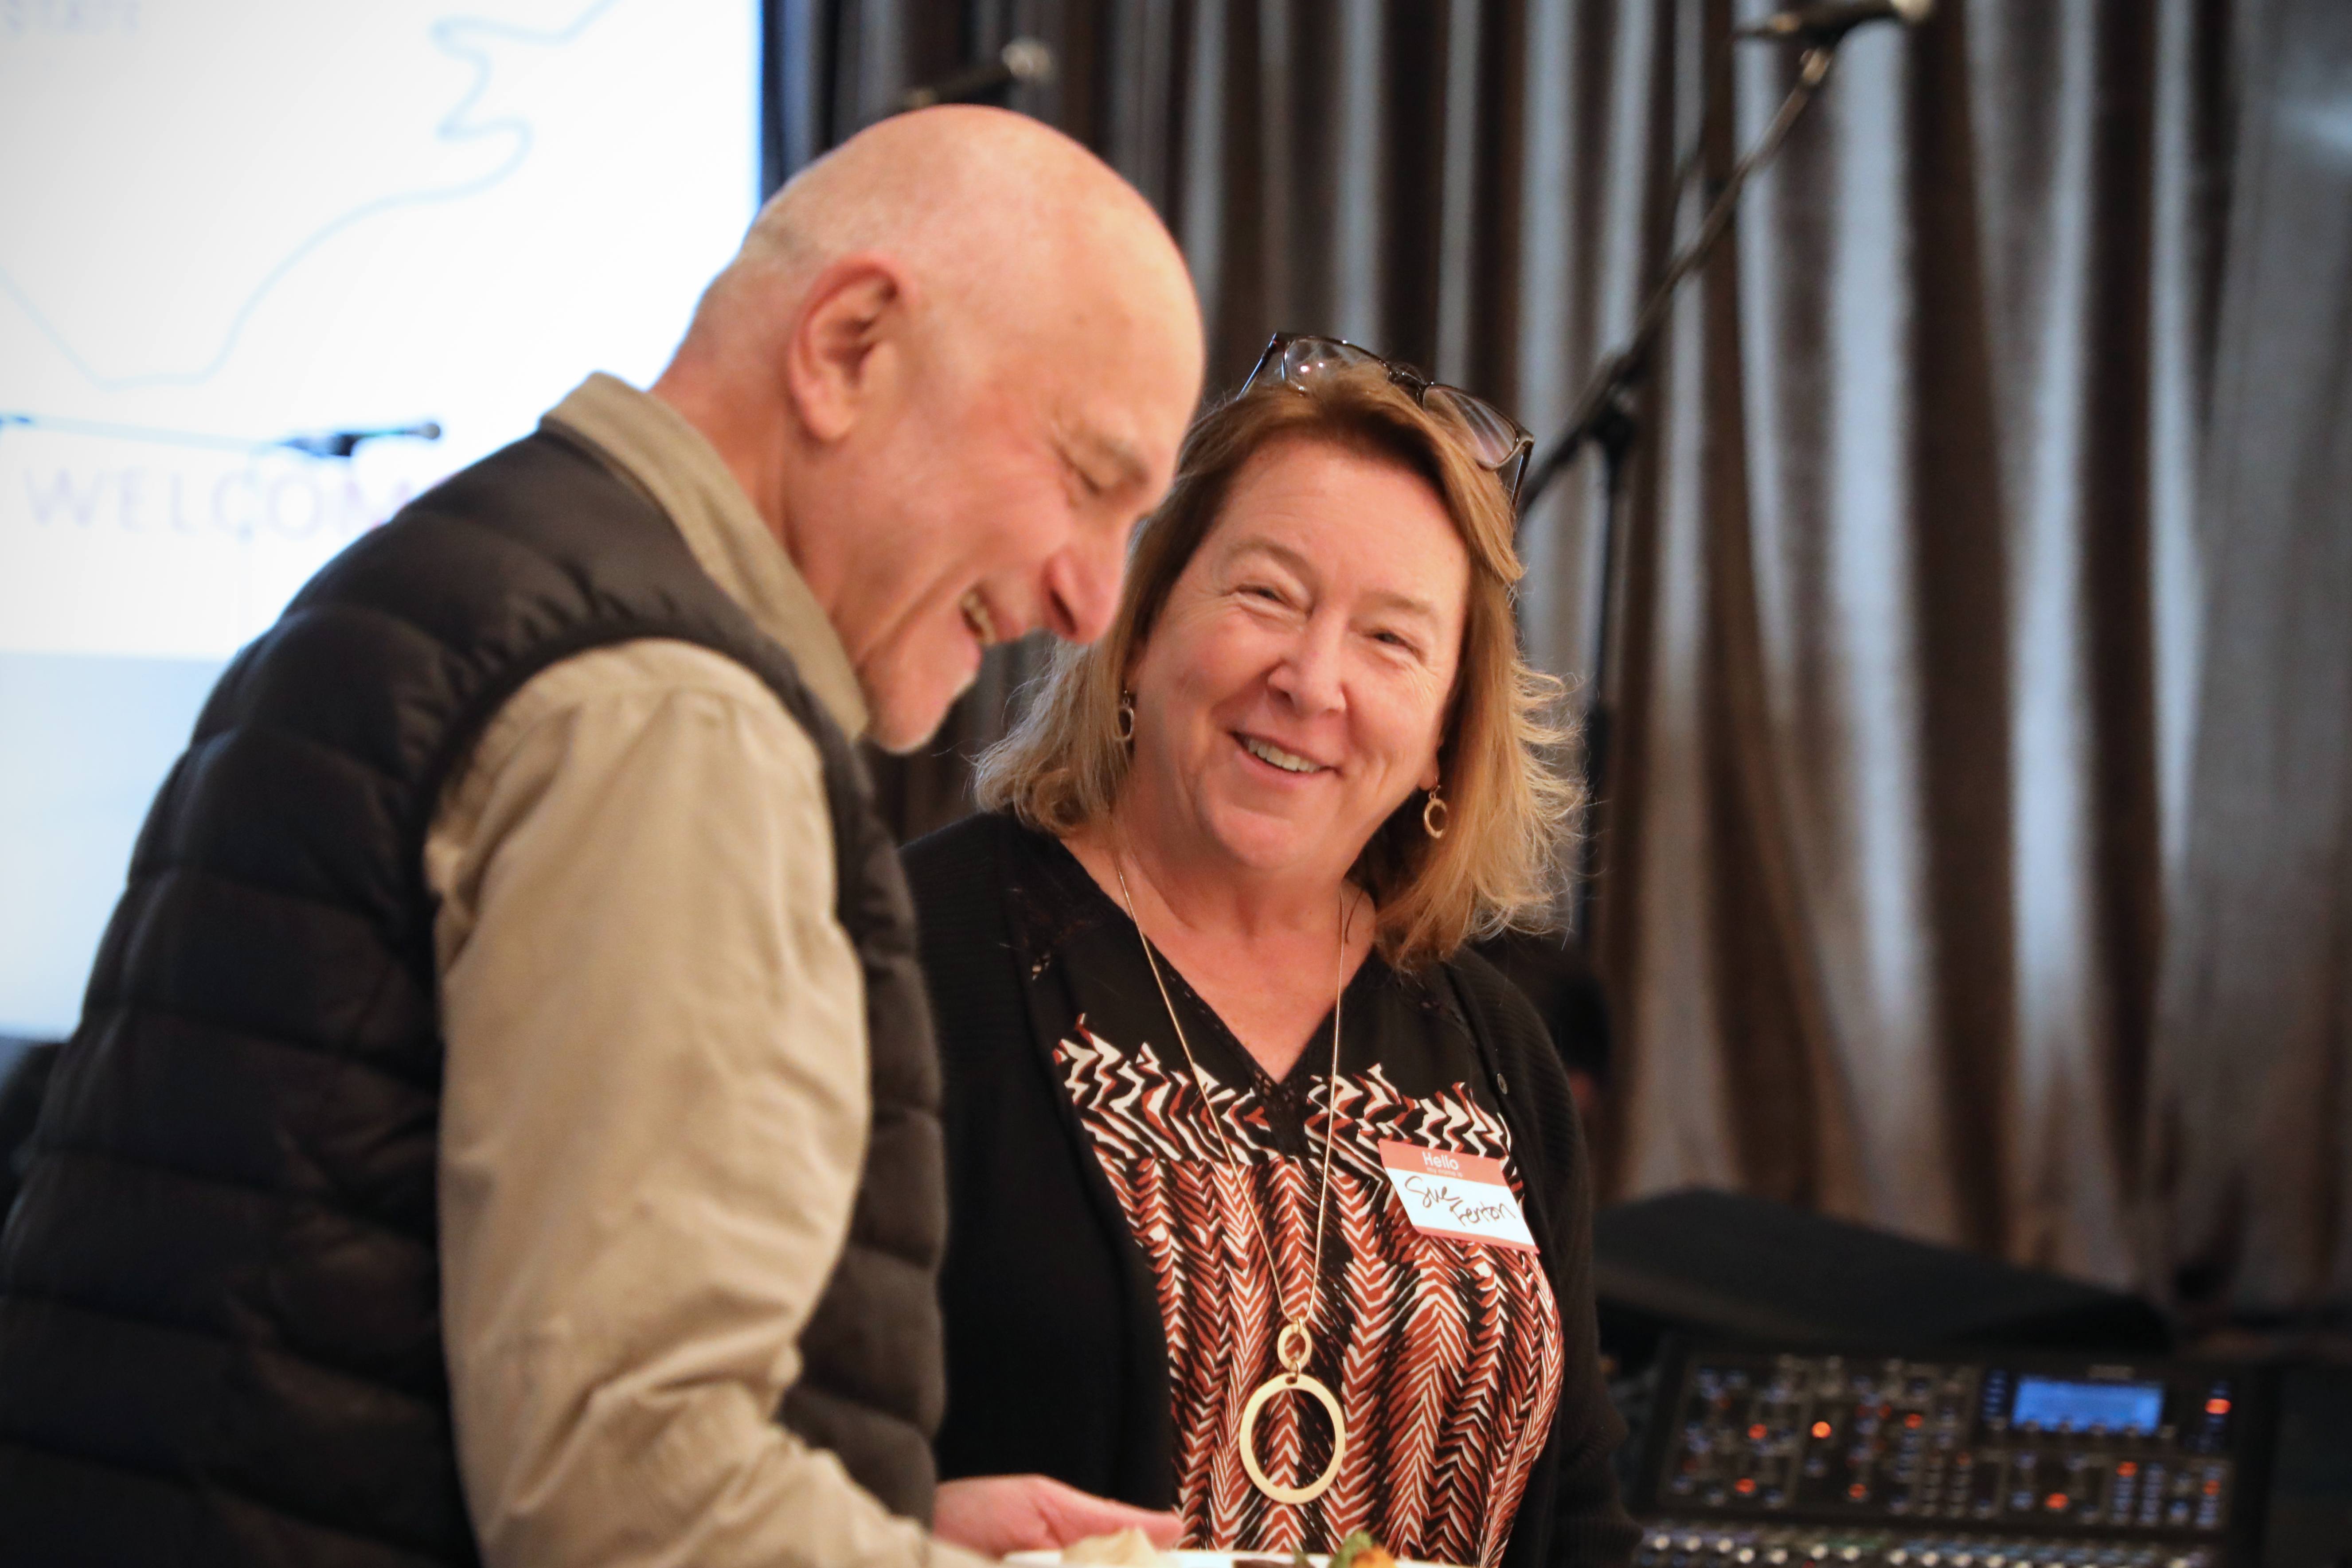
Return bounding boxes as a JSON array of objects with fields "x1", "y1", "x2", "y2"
[{"x1": 426, "y1": 374, "x2": 987, "y2": 1568}]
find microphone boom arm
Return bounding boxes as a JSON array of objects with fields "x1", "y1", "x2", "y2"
[
  {"x1": 1520, "y1": 42, "x2": 1837, "y2": 940},
  {"x1": 1520, "y1": 46, "x2": 1835, "y2": 514}
]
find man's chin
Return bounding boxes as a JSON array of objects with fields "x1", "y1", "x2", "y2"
[
  {"x1": 862, "y1": 678, "x2": 976, "y2": 756},
  {"x1": 867, "y1": 714, "x2": 947, "y2": 756},
  {"x1": 858, "y1": 631, "x2": 986, "y2": 754}
]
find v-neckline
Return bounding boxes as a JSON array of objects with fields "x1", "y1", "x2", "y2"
[{"x1": 1042, "y1": 833, "x2": 1375, "y2": 1097}]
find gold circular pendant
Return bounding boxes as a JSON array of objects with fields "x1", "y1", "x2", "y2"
[{"x1": 1237, "y1": 1369, "x2": 1348, "y2": 1505}]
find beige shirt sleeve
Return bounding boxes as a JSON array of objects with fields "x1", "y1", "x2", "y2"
[{"x1": 426, "y1": 638, "x2": 990, "y2": 1568}]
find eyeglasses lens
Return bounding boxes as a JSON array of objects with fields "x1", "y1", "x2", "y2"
[
  {"x1": 1422, "y1": 386, "x2": 1522, "y2": 468},
  {"x1": 1279, "y1": 337, "x2": 1376, "y2": 384}
]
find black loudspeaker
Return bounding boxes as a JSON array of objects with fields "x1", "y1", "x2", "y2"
[
  {"x1": 2264, "y1": 1364, "x2": 2352, "y2": 1568},
  {"x1": 1593, "y1": 1186, "x2": 2176, "y2": 1365}
]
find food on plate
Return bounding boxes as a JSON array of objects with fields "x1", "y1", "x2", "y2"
[
  {"x1": 1062, "y1": 1526, "x2": 1170, "y2": 1568},
  {"x1": 1328, "y1": 1530, "x2": 1399, "y2": 1568}
]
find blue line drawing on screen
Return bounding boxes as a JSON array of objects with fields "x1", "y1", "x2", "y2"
[
  {"x1": 0, "y1": 411, "x2": 286, "y2": 456},
  {"x1": 0, "y1": 411, "x2": 444, "y2": 461},
  {"x1": 0, "y1": 0, "x2": 621, "y2": 392}
]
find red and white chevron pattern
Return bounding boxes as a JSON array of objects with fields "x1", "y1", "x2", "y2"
[{"x1": 1056, "y1": 1022, "x2": 1564, "y2": 1568}]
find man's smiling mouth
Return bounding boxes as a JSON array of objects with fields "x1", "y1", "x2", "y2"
[
  {"x1": 959, "y1": 592, "x2": 1000, "y2": 648},
  {"x1": 1241, "y1": 734, "x2": 1322, "y2": 774}
]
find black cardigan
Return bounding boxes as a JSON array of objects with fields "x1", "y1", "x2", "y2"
[{"x1": 904, "y1": 814, "x2": 1640, "y2": 1568}]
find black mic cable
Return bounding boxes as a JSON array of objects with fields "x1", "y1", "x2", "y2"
[{"x1": 277, "y1": 422, "x2": 443, "y2": 460}]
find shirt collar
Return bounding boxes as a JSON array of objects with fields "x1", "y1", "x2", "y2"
[{"x1": 539, "y1": 372, "x2": 870, "y2": 739}]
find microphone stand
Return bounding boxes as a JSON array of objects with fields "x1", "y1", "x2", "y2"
[{"x1": 1518, "y1": 42, "x2": 1839, "y2": 941}]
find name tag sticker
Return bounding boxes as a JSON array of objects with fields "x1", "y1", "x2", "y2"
[{"x1": 1377, "y1": 1139, "x2": 1539, "y2": 1252}]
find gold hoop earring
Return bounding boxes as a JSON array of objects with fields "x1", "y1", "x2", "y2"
[
  {"x1": 1115, "y1": 690, "x2": 1136, "y2": 745},
  {"x1": 1422, "y1": 787, "x2": 1449, "y2": 839}
]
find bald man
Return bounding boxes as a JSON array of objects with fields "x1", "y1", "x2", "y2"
[{"x1": 0, "y1": 108, "x2": 1203, "y2": 1568}]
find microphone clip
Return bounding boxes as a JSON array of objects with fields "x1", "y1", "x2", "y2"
[{"x1": 1733, "y1": 0, "x2": 1932, "y2": 44}]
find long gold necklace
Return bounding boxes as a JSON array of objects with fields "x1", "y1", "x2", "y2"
[{"x1": 1112, "y1": 847, "x2": 1352, "y2": 1507}]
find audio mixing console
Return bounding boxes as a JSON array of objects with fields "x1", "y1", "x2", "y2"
[{"x1": 1627, "y1": 1345, "x2": 2274, "y2": 1568}]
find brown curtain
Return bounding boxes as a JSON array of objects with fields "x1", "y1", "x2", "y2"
[
  {"x1": 2143, "y1": 0, "x2": 2352, "y2": 1341},
  {"x1": 777, "y1": 0, "x2": 2352, "y2": 1319}
]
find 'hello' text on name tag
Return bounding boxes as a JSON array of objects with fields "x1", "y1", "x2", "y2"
[{"x1": 1376, "y1": 1139, "x2": 1538, "y2": 1252}]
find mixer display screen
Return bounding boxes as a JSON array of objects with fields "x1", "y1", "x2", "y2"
[{"x1": 2011, "y1": 1377, "x2": 2164, "y2": 1436}]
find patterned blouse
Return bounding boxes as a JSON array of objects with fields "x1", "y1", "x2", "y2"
[{"x1": 1032, "y1": 838, "x2": 1566, "y2": 1567}]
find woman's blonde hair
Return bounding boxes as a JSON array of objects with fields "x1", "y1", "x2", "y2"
[{"x1": 973, "y1": 362, "x2": 1577, "y2": 971}]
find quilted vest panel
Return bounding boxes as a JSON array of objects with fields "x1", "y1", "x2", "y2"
[{"x1": 0, "y1": 431, "x2": 946, "y2": 1567}]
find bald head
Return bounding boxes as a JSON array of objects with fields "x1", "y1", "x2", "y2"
[
  {"x1": 653, "y1": 106, "x2": 1205, "y2": 751},
  {"x1": 678, "y1": 106, "x2": 1196, "y2": 398}
]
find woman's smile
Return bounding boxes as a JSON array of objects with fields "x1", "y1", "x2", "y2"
[{"x1": 1237, "y1": 732, "x2": 1328, "y2": 776}]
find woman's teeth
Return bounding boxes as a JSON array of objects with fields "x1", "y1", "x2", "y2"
[
  {"x1": 959, "y1": 592, "x2": 1000, "y2": 647},
  {"x1": 1243, "y1": 736, "x2": 1319, "y2": 774}
]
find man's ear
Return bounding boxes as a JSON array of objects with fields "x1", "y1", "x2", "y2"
[{"x1": 782, "y1": 256, "x2": 910, "y2": 445}]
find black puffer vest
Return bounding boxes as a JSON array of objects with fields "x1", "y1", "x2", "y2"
[{"x1": 0, "y1": 430, "x2": 947, "y2": 1567}]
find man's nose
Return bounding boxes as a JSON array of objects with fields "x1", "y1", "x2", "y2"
[{"x1": 1041, "y1": 528, "x2": 1127, "y2": 644}]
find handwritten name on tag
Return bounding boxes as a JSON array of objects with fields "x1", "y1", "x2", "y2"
[{"x1": 1376, "y1": 1139, "x2": 1538, "y2": 1252}]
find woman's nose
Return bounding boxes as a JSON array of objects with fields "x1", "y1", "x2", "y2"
[{"x1": 1266, "y1": 620, "x2": 1346, "y2": 713}]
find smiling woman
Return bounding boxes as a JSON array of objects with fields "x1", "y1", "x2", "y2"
[
  {"x1": 903, "y1": 355, "x2": 1638, "y2": 1568},
  {"x1": 1118, "y1": 439, "x2": 1469, "y2": 987},
  {"x1": 973, "y1": 356, "x2": 1571, "y2": 973}
]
